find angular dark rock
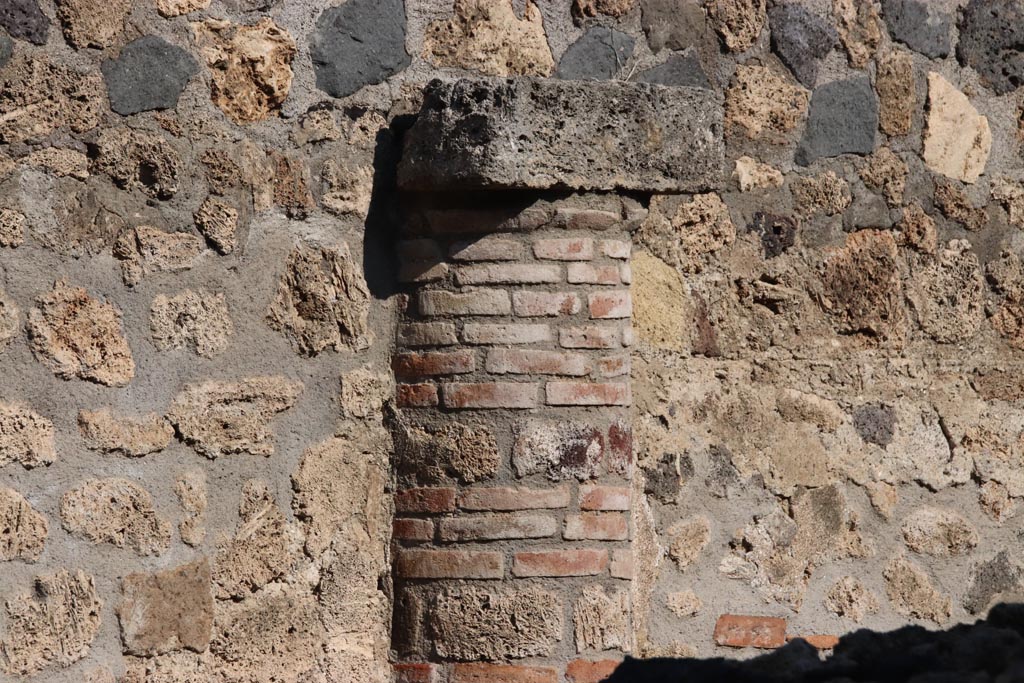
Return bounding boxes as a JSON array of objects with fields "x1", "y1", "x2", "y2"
[
  {"x1": 556, "y1": 26, "x2": 635, "y2": 81},
  {"x1": 881, "y1": 0, "x2": 951, "y2": 58},
  {"x1": 796, "y1": 77, "x2": 877, "y2": 166},
  {"x1": 101, "y1": 36, "x2": 198, "y2": 115},
  {"x1": 853, "y1": 403, "x2": 896, "y2": 447},
  {"x1": 964, "y1": 551, "x2": 1024, "y2": 615},
  {"x1": 748, "y1": 212, "x2": 797, "y2": 257},
  {"x1": 635, "y1": 51, "x2": 710, "y2": 89},
  {"x1": 768, "y1": 3, "x2": 837, "y2": 87},
  {"x1": 957, "y1": 0, "x2": 1024, "y2": 95},
  {"x1": 0, "y1": 29, "x2": 12, "y2": 67},
  {"x1": 641, "y1": 0, "x2": 715, "y2": 53},
  {"x1": 0, "y1": 0, "x2": 49, "y2": 45},
  {"x1": 310, "y1": 0, "x2": 410, "y2": 98}
]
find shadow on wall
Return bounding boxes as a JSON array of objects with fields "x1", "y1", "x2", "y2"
[{"x1": 605, "y1": 604, "x2": 1024, "y2": 683}]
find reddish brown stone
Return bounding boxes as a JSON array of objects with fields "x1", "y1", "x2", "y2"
[{"x1": 714, "y1": 614, "x2": 787, "y2": 649}]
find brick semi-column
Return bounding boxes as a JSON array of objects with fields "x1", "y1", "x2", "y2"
[{"x1": 389, "y1": 78, "x2": 723, "y2": 682}]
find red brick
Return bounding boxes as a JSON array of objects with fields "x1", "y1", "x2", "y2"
[
  {"x1": 394, "y1": 662, "x2": 439, "y2": 683},
  {"x1": 546, "y1": 382, "x2": 631, "y2": 406},
  {"x1": 450, "y1": 238, "x2": 523, "y2": 261},
  {"x1": 580, "y1": 485, "x2": 630, "y2": 511},
  {"x1": 512, "y1": 549, "x2": 608, "y2": 577},
  {"x1": 455, "y1": 264, "x2": 561, "y2": 286},
  {"x1": 610, "y1": 549, "x2": 633, "y2": 579},
  {"x1": 713, "y1": 614, "x2": 787, "y2": 649},
  {"x1": 393, "y1": 350, "x2": 475, "y2": 379},
  {"x1": 533, "y1": 237, "x2": 594, "y2": 261},
  {"x1": 564, "y1": 513, "x2": 629, "y2": 541},
  {"x1": 601, "y1": 240, "x2": 631, "y2": 259},
  {"x1": 398, "y1": 239, "x2": 443, "y2": 263},
  {"x1": 513, "y1": 291, "x2": 582, "y2": 317},
  {"x1": 588, "y1": 291, "x2": 632, "y2": 319},
  {"x1": 443, "y1": 382, "x2": 539, "y2": 409},
  {"x1": 397, "y1": 383, "x2": 439, "y2": 408},
  {"x1": 393, "y1": 518, "x2": 434, "y2": 542},
  {"x1": 567, "y1": 263, "x2": 622, "y2": 285},
  {"x1": 555, "y1": 207, "x2": 619, "y2": 231},
  {"x1": 565, "y1": 659, "x2": 620, "y2": 683},
  {"x1": 419, "y1": 289, "x2": 511, "y2": 316},
  {"x1": 458, "y1": 486, "x2": 571, "y2": 511},
  {"x1": 788, "y1": 634, "x2": 840, "y2": 650},
  {"x1": 395, "y1": 487, "x2": 456, "y2": 514},
  {"x1": 560, "y1": 326, "x2": 621, "y2": 349},
  {"x1": 462, "y1": 323, "x2": 551, "y2": 345},
  {"x1": 395, "y1": 549, "x2": 504, "y2": 579},
  {"x1": 451, "y1": 663, "x2": 558, "y2": 683},
  {"x1": 399, "y1": 262, "x2": 449, "y2": 283},
  {"x1": 486, "y1": 349, "x2": 589, "y2": 376},
  {"x1": 596, "y1": 355, "x2": 630, "y2": 378},
  {"x1": 398, "y1": 322, "x2": 458, "y2": 347},
  {"x1": 438, "y1": 513, "x2": 557, "y2": 542}
]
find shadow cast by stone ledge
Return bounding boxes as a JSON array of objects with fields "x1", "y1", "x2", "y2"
[{"x1": 605, "y1": 604, "x2": 1024, "y2": 683}]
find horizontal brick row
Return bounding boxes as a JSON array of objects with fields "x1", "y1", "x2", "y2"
[
  {"x1": 394, "y1": 512, "x2": 629, "y2": 543},
  {"x1": 396, "y1": 323, "x2": 632, "y2": 351},
  {"x1": 395, "y1": 382, "x2": 632, "y2": 408},
  {"x1": 394, "y1": 548, "x2": 618, "y2": 579},
  {"x1": 417, "y1": 289, "x2": 631, "y2": 319},
  {"x1": 394, "y1": 659, "x2": 623, "y2": 683},
  {"x1": 392, "y1": 350, "x2": 626, "y2": 382},
  {"x1": 398, "y1": 237, "x2": 629, "y2": 265},
  {"x1": 399, "y1": 485, "x2": 625, "y2": 514}
]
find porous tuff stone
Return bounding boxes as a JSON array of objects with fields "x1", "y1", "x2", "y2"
[
  {"x1": 0, "y1": 0, "x2": 49, "y2": 45},
  {"x1": 102, "y1": 36, "x2": 198, "y2": 115},
  {"x1": 309, "y1": 0, "x2": 410, "y2": 98},
  {"x1": 884, "y1": 554, "x2": 952, "y2": 624},
  {"x1": 117, "y1": 559, "x2": 213, "y2": 656},
  {"x1": 796, "y1": 77, "x2": 878, "y2": 165},
  {"x1": 0, "y1": 54, "x2": 105, "y2": 144},
  {"x1": 55, "y1": 0, "x2": 129, "y2": 49},
  {"x1": 768, "y1": 3, "x2": 837, "y2": 87},
  {"x1": 881, "y1": 0, "x2": 951, "y2": 59},
  {"x1": 964, "y1": 551, "x2": 1024, "y2": 615},
  {"x1": 78, "y1": 408, "x2": 173, "y2": 457},
  {"x1": 556, "y1": 26, "x2": 635, "y2": 81},
  {"x1": 398, "y1": 78, "x2": 724, "y2": 193},
  {"x1": 0, "y1": 401, "x2": 56, "y2": 469},
  {"x1": 0, "y1": 487, "x2": 48, "y2": 561},
  {"x1": 150, "y1": 289, "x2": 233, "y2": 357},
  {"x1": 60, "y1": 478, "x2": 172, "y2": 556},
  {"x1": 901, "y1": 507, "x2": 978, "y2": 557},
  {"x1": 957, "y1": 0, "x2": 1024, "y2": 95}
]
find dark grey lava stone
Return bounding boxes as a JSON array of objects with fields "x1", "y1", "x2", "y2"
[
  {"x1": 881, "y1": 0, "x2": 951, "y2": 58},
  {"x1": 768, "y1": 3, "x2": 837, "y2": 87},
  {"x1": 796, "y1": 77, "x2": 878, "y2": 165},
  {"x1": 635, "y1": 51, "x2": 710, "y2": 89},
  {"x1": 102, "y1": 36, "x2": 198, "y2": 116},
  {"x1": 556, "y1": 26, "x2": 635, "y2": 81},
  {"x1": 0, "y1": 0, "x2": 49, "y2": 46},
  {"x1": 957, "y1": 0, "x2": 1024, "y2": 95}
]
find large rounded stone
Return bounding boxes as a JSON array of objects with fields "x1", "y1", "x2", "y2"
[{"x1": 102, "y1": 36, "x2": 197, "y2": 115}]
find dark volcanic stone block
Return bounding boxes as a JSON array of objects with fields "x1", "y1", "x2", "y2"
[
  {"x1": 957, "y1": 0, "x2": 1024, "y2": 95},
  {"x1": 398, "y1": 77, "x2": 724, "y2": 193},
  {"x1": 102, "y1": 36, "x2": 198, "y2": 115},
  {"x1": 556, "y1": 26, "x2": 635, "y2": 81},
  {"x1": 768, "y1": 3, "x2": 837, "y2": 87},
  {"x1": 881, "y1": 0, "x2": 951, "y2": 58},
  {"x1": 0, "y1": 29, "x2": 12, "y2": 67},
  {"x1": 0, "y1": 0, "x2": 49, "y2": 45},
  {"x1": 796, "y1": 77, "x2": 877, "y2": 165},
  {"x1": 635, "y1": 51, "x2": 710, "y2": 89}
]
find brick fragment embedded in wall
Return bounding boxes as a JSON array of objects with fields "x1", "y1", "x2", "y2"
[
  {"x1": 395, "y1": 549, "x2": 504, "y2": 579},
  {"x1": 713, "y1": 615, "x2": 787, "y2": 649},
  {"x1": 393, "y1": 518, "x2": 435, "y2": 543},
  {"x1": 394, "y1": 662, "x2": 440, "y2": 683},
  {"x1": 450, "y1": 238, "x2": 524, "y2": 261},
  {"x1": 533, "y1": 237, "x2": 595, "y2": 261},
  {"x1": 443, "y1": 382, "x2": 540, "y2": 409},
  {"x1": 397, "y1": 322, "x2": 458, "y2": 347},
  {"x1": 486, "y1": 349, "x2": 590, "y2": 376},
  {"x1": 564, "y1": 512, "x2": 629, "y2": 540},
  {"x1": 580, "y1": 485, "x2": 631, "y2": 511},
  {"x1": 546, "y1": 382, "x2": 632, "y2": 406},
  {"x1": 566, "y1": 659, "x2": 621, "y2": 683},
  {"x1": 461, "y1": 323, "x2": 552, "y2": 345},
  {"x1": 397, "y1": 383, "x2": 439, "y2": 408},
  {"x1": 438, "y1": 513, "x2": 558, "y2": 542},
  {"x1": 392, "y1": 350, "x2": 476, "y2": 379},
  {"x1": 395, "y1": 487, "x2": 457, "y2": 514},
  {"x1": 455, "y1": 263, "x2": 562, "y2": 286},
  {"x1": 450, "y1": 664, "x2": 559, "y2": 683}
]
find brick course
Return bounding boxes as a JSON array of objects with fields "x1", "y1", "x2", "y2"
[
  {"x1": 419, "y1": 289, "x2": 512, "y2": 316},
  {"x1": 458, "y1": 487, "x2": 571, "y2": 511},
  {"x1": 395, "y1": 550, "x2": 504, "y2": 580},
  {"x1": 513, "y1": 291, "x2": 582, "y2": 317},
  {"x1": 450, "y1": 664, "x2": 559, "y2": 683},
  {"x1": 486, "y1": 349, "x2": 590, "y2": 376},
  {"x1": 455, "y1": 264, "x2": 562, "y2": 286},
  {"x1": 438, "y1": 514, "x2": 558, "y2": 542},
  {"x1": 443, "y1": 382, "x2": 539, "y2": 409},
  {"x1": 512, "y1": 549, "x2": 609, "y2": 577}
]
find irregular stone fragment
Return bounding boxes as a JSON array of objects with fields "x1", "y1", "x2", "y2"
[
  {"x1": 167, "y1": 377, "x2": 302, "y2": 459},
  {"x1": 0, "y1": 487, "x2": 47, "y2": 561},
  {"x1": 635, "y1": 51, "x2": 710, "y2": 88},
  {"x1": 796, "y1": 77, "x2": 877, "y2": 165},
  {"x1": 881, "y1": 0, "x2": 951, "y2": 58},
  {"x1": 339, "y1": 366, "x2": 391, "y2": 420},
  {"x1": 706, "y1": 0, "x2": 765, "y2": 52},
  {"x1": 899, "y1": 204, "x2": 938, "y2": 254},
  {"x1": 853, "y1": 403, "x2": 896, "y2": 447},
  {"x1": 724, "y1": 63, "x2": 808, "y2": 141},
  {"x1": 631, "y1": 250, "x2": 689, "y2": 352},
  {"x1": 859, "y1": 147, "x2": 907, "y2": 206},
  {"x1": 0, "y1": 208, "x2": 25, "y2": 247},
  {"x1": 60, "y1": 479, "x2": 171, "y2": 556},
  {"x1": 964, "y1": 552, "x2": 1024, "y2": 615},
  {"x1": 102, "y1": 36, "x2": 198, "y2": 115},
  {"x1": 156, "y1": 0, "x2": 210, "y2": 17},
  {"x1": 574, "y1": 0, "x2": 635, "y2": 18},
  {"x1": 0, "y1": 31, "x2": 10, "y2": 67},
  {"x1": 556, "y1": 26, "x2": 635, "y2": 81},
  {"x1": 113, "y1": 226, "x2": 205, "y2": 287},
  {"x1": 825, "y1": 576, "x2": 878, "y2": 622},
  {"x1": 192, "y1": 18, "x2": 296, "y2": 124},
  {"x1": 635, "y1": 193, "x2": 735, "y2": 273},
  {"x1": 992, "y1": 176, "x2": 1024, "y2": 229},
  {"x1": 26, "y1": 281, "x2": 135, "y2": 387},
  {"x1": 934, "y1": 179, "x2": 987, "y2": 231},
  {"x1": 748, "y1": 212, "x2": 797, "y2": 258},
  {"x1": 28, "y1": 180, "x2": 127, "y2": 257},
  {"x1": 0, "y1": 570, "x2": 101, "y2": 676},
  {"x1": 733, "y1": 156, "x2": 783, "y2": 192},
  {"x1": 819, "y1": 230, "x2": 904, "y2": 342},
  {"x1": 78, "y1": 408, "x2": 173, "y2": 457},
  {"x1": 957, "y1": 0, "x2": 1024, "y2": 95},
  {"x1": 901, "y1": 507, "x2": 978, "y2": 557},
  {"x1": 321, "y1": 160, "x2": 373, "y2": 218},
  {"x1": 865, "y1": 481, "x2": 899, "y2": 519},
  {"x1": 833, "y1": 0, "x2": 881, "y2": 68},
  {"x1": 884, "y1": 554, "x2": 951, "y2": 624},
  {"x1": 791, "y1": 171, "x2": 850, "y2": 216},
  {"x1": 923, "y1": 72, "x2": 991, "y2": 184},
  {"x1": 394, "y1": 418, "x2": 499, "y2": 485},
  {"x1": 309, "y1": 0, "x2": 410, "y2": 98},
  {"x1": 667, "y1": 590, "x2": 702, "y2": 618},
  {"x1": 0, "y1": 291, "x2": 19, "y2": 349},
  {"x1": 55, "y1": 0, "x2": 129, "y2": 49},
  {"x1": 876, "y1": 49, "x2": 914, "y2": 137},
  {"x1": 431, "y1": 585, "x2": 564, "y2": 660},
  {"x1": 0, "y1": 0, "x2": 49, "y2": 45},
  {"x1": 667, "y1": 516, "x2": 710, "y2": 569},
  {"x1": 0, "y1": 402, "x2": 56, "y2": 469},
  {"x1": 118, "y1": 559, "x2": 213, "y2": 656},
  {"x1": 979, "y1": 480, "x2": 1015, "y2": 523},
  {"x1": 573, "y1": 585, "x2": 630, "y2": 653},
  {"x1": 193, "y1": 197, "x2": 238, "y2": 254},
  {"x1": 422, "y1": 0, "x2": 554, "y2": 77},
  {"x1": 24, "y1": 147, "x2": 89, "y2": 179},
  {"x1": 266, "y1": 243, "x2": 371, "y2": 356},
  {"x1": 907, "y1": 241, "x2": 985, "y2": 343},
  {"x1": 175, "y1": 469, "x2": 206, "y2": 547},
  {"x1": 270, "y1": 152, "x2": 315, "y2": 219},
  {"x1": 768, "y1": 3, "x2": 836, "y2": 87},
  {"x1": 151, "y1": 289, "x2": 232, "y2": 357},
  {"x1": 513, "y1": 419, "x2": 604, "y2": 480},
  {"x1": 92, "y1": 128, "x2": 181, "y2": 199},
  {"x1": 0, "y1": 54, "x2": 105, "y2": 143}
]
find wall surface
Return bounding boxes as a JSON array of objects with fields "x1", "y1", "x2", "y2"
[{"x1": 0, "y1": 0, "x2": 1023, "y2": 681}]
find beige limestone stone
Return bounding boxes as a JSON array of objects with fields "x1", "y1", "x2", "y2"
[
  {"x1": 791, "y1": 170, "x2": 851, "y2": 217},
  {"x1": 667, "y1": 516, "x2": 711, "y2": 569},
  {"x1": 666, "y1": 590, "x2": 702, "y2": 618},
  {"x1": 993, "y1": 176, "x2": 1024, "y2": 229},
  {"x1": 637, "y1": 193, "x2": 735, "y2": 274},
  {"x1": 0, "y1": 208, "x2": 25, "y2": 247},
  {"x1": 118, "y1": 559, "x2": 213, "y2": 656},
  {"x1": 901, "y1": 507, "x2": 979, "y2": 557},
  {"x1": 113, "y1": 226, "x2": 206, "y2": 287},
  {"x1": 706, "y1": 0, "x2": 766, "y2": 52},
  {"x1": 175, "y1": 469, "x2": 207, "y2": 547},
  {"x1": 631, "y1": 250, "x2": 691, "y2": 353},
  {"x1": 213, "y1": 480, "x2": 296, "y2": 599},
  {"x1": 819, "y1": 230, "x2": 905, "y2": 342},
  {"x1": 0, "y1": 291, "x2": 19, "y2": 349},
  {"x1": 55, "y1": 0, "x2": 130, "y2": 49},
  {"x1": 0, "y1": 54, "x2": 105, "y2": 143},
  {"x1": 0, "y1": 402, "x2": 57, "y2": 469},
  {"x1": 167, "y1": 376, "x2": 302, "y2": 459},
  {"x1": 884, "y1": 554, "x2": 951, "y2": 624},
  {"x1": 423, "y1": 0, "x2": 554, "y2": 77},
  {"x1": 267, "y1": 243, "x2": 371, "y2": 356},
  {"x1": 923, "y1": 73, "x2": 991, "y2": 184},
  {"x1": 725, "y1": 64, "x2": 808, "y2": 141},
  {"x1": 150, "y1": 289, "x2": 233, "y2": 358},
  {"x1": 0, "y1": 487, "x2": 48, "y2": 562},
  {"x1": 907, "y1": 241, "x2": 985, "y2": 344},
  {"x1": 860, "y1": 147, "x2": 908, "y2": 206},
  {"x1": 27, "y1": 281, "x2": 135, "y2": 387},
  {"x1": 192, "y1": 19, "x2": 296, "y2": 124},
  {"x1": 825, "y1": 576, "x2": 878, "y2": 623},
  {"x1": 60, "y1": 479, "x2": 171, "y2": 556},
  {"x1": 92, "y1": 128, "x2": 182, "y2": 200},
  {"x1": 157, "y1": 0, "x2": 210, "y2": 17},
  {"x1": 78, "y1": 408, "x2": 173, "y2": 457},
  {"x1": 834, "y1": 0, "x2": 881, "y2": 68},
  {"x1": 573, "y1": 584, "x2": 630, "y2": 653},
  {"x1": 733, "y1": 156, "x2": 784, "y2": 192},
  {"x1": 339, "y1": 366, "x2": 392, "y2": 419},
  {"x1": 1, "y1": 570, "x2": 102, "y2": 676},
  {"x1": 321, "y1": 160, "x2": 373, "y2": 218},
  {"x1": 877, "y1": 49, "x2": 914, "y2": 136},
  {"x1": 193, "y1": 197, "x2": 238, "y2": 254}
]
